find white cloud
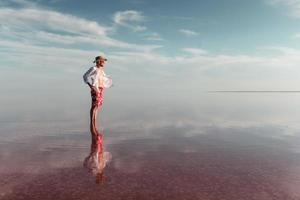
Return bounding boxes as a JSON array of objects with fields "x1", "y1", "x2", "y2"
[
  {"x1": 0, "y1": 8, "x2": 108, "y2": 36},
  {"x1": 0, "y1": 0, "x2": 36, "y2": 7},
  {"x1": 266, "y1": 0, "x2": 300, "y2": 18},
  {"x1": 0, "y1": 39, "x2": 166, "y2": 75},
  {"x1": 0, "y1": 39, "x2": 100, "y2": 70},
  {"x1": 2, "y1": 1, "x2": 300, "y2": 91},
  {"x1": 1, "y1": 4, "x2": 300, "y2": 90},
  {"x1": 182, "y1": 48, "x2": 208, "y2": 55},
  {"x1": 0, "y1": 7, "x2": 162, "y2": 52},
  {"x1": 258, "y1": 46, "x2": 300, "y2": 54},
  {"x1": 113, "y1": 10, "x2": 145, "y2": 25},
  {"x1": 145, "y1": 32, "x2": 164, "y2": 41},
  {"x1": 113, "y1": 10, "x2": 147, "y2": 32},
  {"x1": 2, "y1": 33, "x2": 300, "y2": 91},
  {"x1": 133, "y1": 25, "x2": 147, "y2": 32},
  {"x1": 108, "y1": 44, "x2": 300, "y2": 91},
  {"x1": 0, "y1": 6, "x2": 163, "y2": 73},
  {"x1": 178, "y1": 29, "x2": 199, "y2": 36},
  {"x1": 292, "y1": 32, "x2": 300, "y2": 38}
]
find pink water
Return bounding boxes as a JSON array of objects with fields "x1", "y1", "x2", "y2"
[{"x1": 1, "y1": 93, "x2": 300, "y2": 199}]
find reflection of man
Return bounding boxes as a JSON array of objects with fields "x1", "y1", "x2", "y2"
[
  {"x1": 83, "y1": 55, "x2": 111, "y2": 139},
  {"x1": 83, "y1": 131, "x2": 112, "y2": 184}
]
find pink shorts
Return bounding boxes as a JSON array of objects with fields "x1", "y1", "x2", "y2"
[{"x1": 91, "y1": 87, "x2": 103, "y2": 107}]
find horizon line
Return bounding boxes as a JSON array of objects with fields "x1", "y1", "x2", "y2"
[{"x1": 207, "y1": 91, "x2": 300, "y2": 93}]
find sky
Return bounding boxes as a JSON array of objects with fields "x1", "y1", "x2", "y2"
[{"x1": 1, "y1": 0, "x2": 300, "y2": 99}]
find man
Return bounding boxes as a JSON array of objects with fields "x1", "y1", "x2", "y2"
[{"x1": 83, "y1": 55, "x2": 112, "y2": 140}]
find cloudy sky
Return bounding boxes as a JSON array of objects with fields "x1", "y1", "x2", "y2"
[{"x1": 1, "y1": 0, "x2": 300, "y2": 98}]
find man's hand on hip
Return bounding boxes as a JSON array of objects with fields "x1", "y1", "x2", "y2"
[{"x1": 88, "y1": 83, "x2": 97, "y2": 92}]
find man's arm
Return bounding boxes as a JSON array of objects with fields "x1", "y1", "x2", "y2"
[
  {"x1": 83, "y1": 67, "x2": 94, "y2": 84},
  {"x1": 83, "y1": 67, "x2": 98, "y2": 91}
]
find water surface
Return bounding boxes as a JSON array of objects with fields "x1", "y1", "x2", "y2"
[{"x1": 1, "y1": 93, "x2": 300, "y2": 200}]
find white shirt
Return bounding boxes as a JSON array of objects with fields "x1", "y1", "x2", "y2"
[{"x1": 83, "y1": 66, "x2": 112, "y2": 90}]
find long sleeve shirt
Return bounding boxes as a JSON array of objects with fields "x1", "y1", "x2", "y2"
[{"x1": 83, "y1": 66, "x2": 112, "y2": 90}]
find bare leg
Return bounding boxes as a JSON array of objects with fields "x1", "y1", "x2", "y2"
[
  {"x1": 89, "y1": 88, "x2": 104, "y2": 144},
  {"x1": 94, "y1": 107, "x2": 98, "y2": 132},
  {"x1": 90, "y1": 104, "x2": 99, "y2": 142},
  {"x1": 94, "y1": 106, "x2": 103, "y2": 141}
]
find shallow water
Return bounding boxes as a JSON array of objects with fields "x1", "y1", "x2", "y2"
[{"x1": 1, "y1": 93, "x2": 300, "y2": 200}]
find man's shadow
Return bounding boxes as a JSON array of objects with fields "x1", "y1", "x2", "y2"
[{"x1": 83, "y1": 131, "x2": 112, "y2": 184}]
